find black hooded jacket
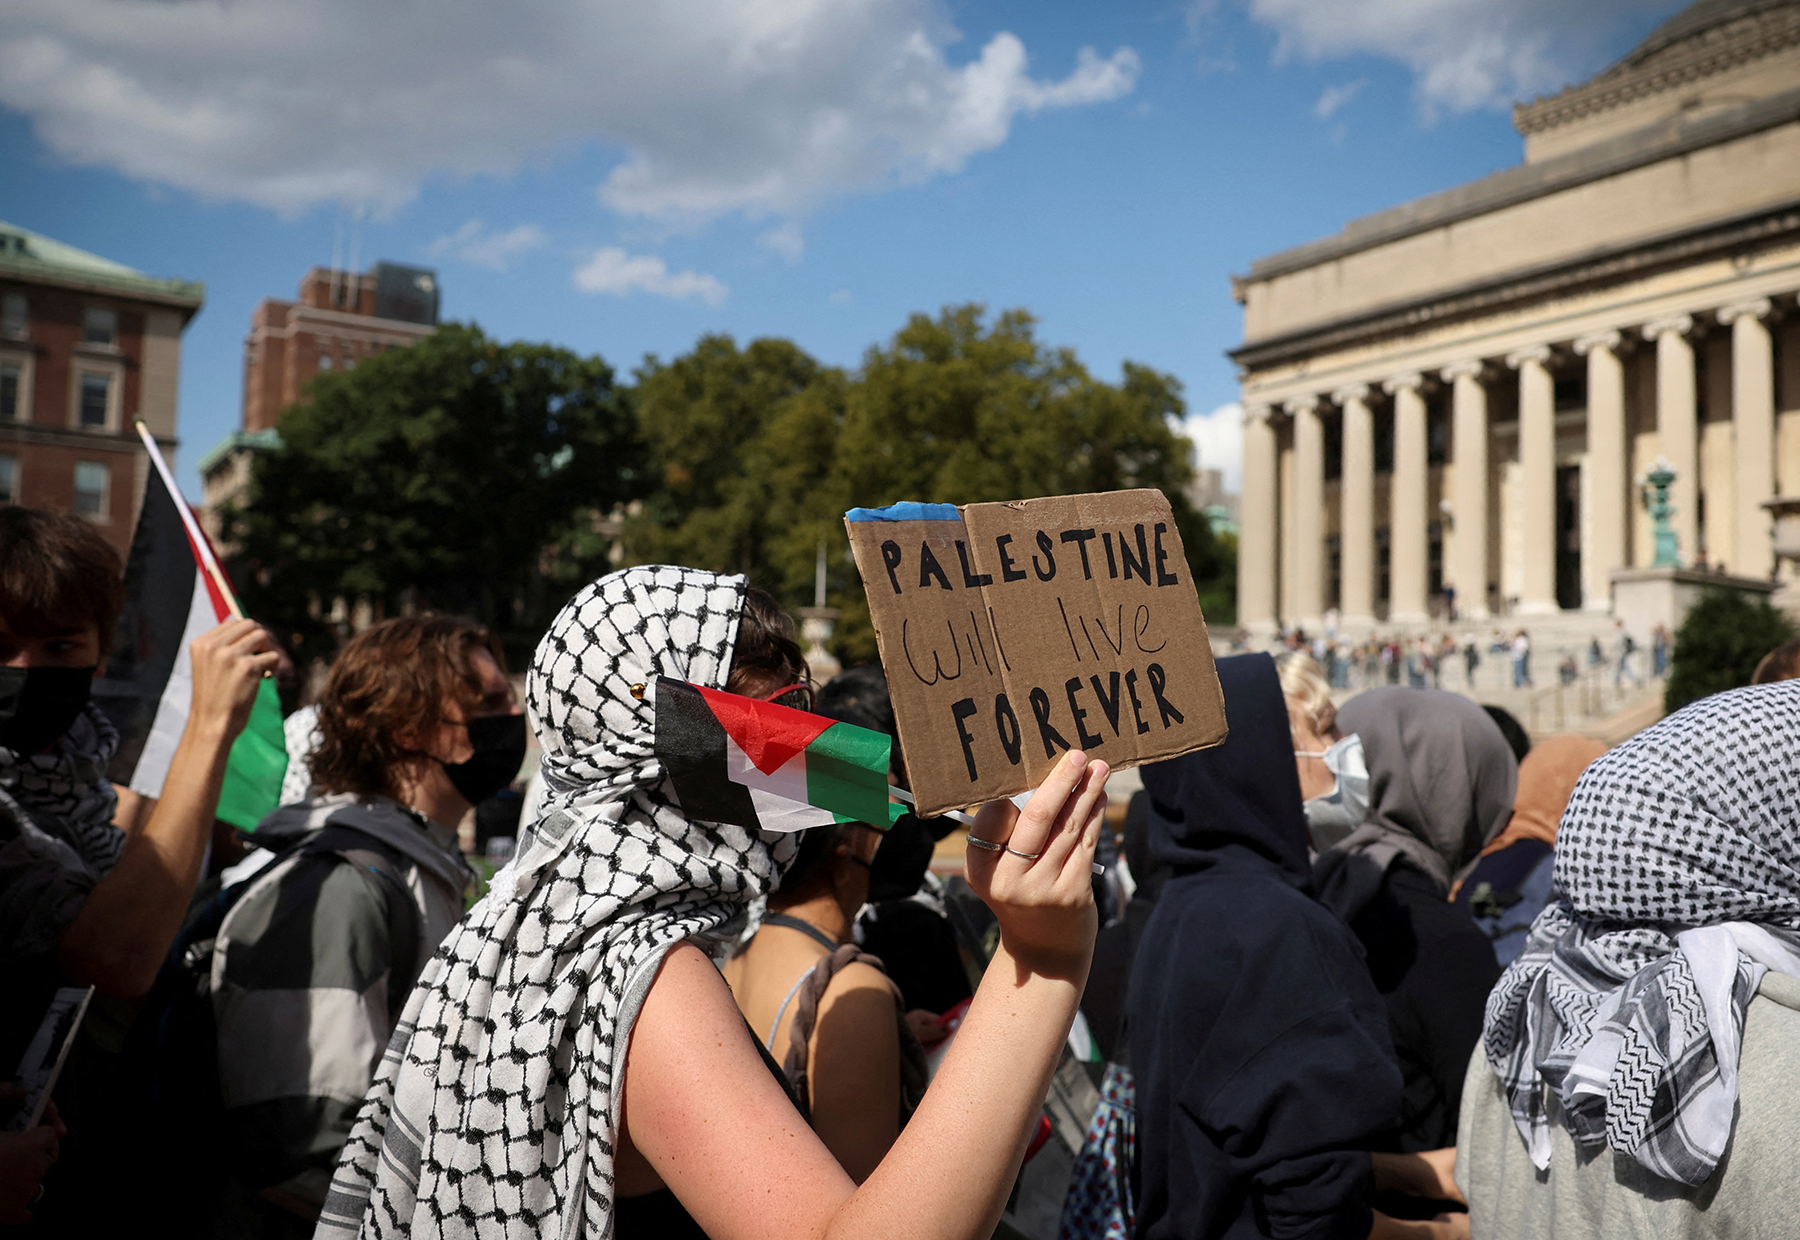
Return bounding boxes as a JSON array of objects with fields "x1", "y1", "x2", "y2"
[{"x1": 1129, "y1": 655, "x2": 1402, "y2": 1240}]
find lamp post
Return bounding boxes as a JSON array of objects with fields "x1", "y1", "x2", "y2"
[{"x1": 1640, "y1": 458, "x2": 1679, "y2": 569}]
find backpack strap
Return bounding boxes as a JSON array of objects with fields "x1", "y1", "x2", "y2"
[{"x1": 293, "y1": 826, "x2": 425, "y2": 1007}]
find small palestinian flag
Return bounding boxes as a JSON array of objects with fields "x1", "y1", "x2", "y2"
[
  {"x1": 654, "y1": 677, "x2": 904, "y2": 834},
  {"x1": 100, "y1": 424, "x2": 288, "y2": 832}
]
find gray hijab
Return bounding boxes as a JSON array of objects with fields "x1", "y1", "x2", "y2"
[{"x1": 1314, "y1": 687, "x2": 1517, "y2": 918}]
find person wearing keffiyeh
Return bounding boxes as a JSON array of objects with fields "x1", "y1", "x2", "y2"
[
  {"x1": 318, "y1": 565, "x2": 1113, "y2": 1240},
  {"x1": 1458, "y1": 680, "x2": 1800, "y2": 1237},
  {"x1": 1, "y1": 506, "x2": 278, "y2": 1234}
]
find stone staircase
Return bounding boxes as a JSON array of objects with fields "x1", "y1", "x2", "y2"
[{"x1": 1250, "y1": 609, "x2": 1669, "y2": 743}]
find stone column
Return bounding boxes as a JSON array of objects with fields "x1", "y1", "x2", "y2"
[
  {"x1": 1576, "y1": 331, "x2": 1626, "y2": 612},
  {"x1": 1385, "y1": 373, "x2": 1430, "y2": 626},
  {"x1": 1335, "y1": 383, "x2": 1376, "y2": 628},
  {"x1": 1509, "y1": 345, "x2": 1559, "y2": 614},
  {"x1": 1442, "y1": 361, "x2": 1489, "y2": 621},
  {"x1": 1238, "y1": 403, "x2": 1280, "y2": 638},
  {"x1": 1721, "y1": 299, "x2": 1776, "y2": 578},
  {"x1": 1289, "y1": 396, "x2": 1325, "y2": 629},
  {"x1": 1644, "y1": 315, "x2": 1698, "y2": 565}
]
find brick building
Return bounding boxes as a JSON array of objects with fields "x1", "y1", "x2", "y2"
[
  {"x1": 0, "y1": 219, "x2": 204, "y2": 558},
  {"x1": 201, "y1": 262, "x2": 438, "y2": 530}
]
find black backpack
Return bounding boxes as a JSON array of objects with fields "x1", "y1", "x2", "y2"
[{"x1": 120, "y1": 824, "x2": 422, "y2": 1194}]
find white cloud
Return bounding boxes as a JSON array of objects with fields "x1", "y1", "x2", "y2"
[
  {"x1": 1182, "y1": 402, "x2": 1244, "y2": 494},
  {"x1": 757, "y1": 221, "x2": 806, "y2": 263},
  {"x1": 572, "y1": 247, "x2": 727, "y2": 306},
  {"x1": 0, "y1": 1, "x2": 1138, "y2": 221},
  {"x1": 1225, "y1": 0, "x2": 1680, "y2": 114},
  {"x1": 1314, "y1": 79, "x2": 1366, "y2": 119},
  {"x1": 428, "y1": 220, "x2": 548, "y2": 271},
  {"x1": 828, "y1": 288, "x2": 852, "y2": 305}
]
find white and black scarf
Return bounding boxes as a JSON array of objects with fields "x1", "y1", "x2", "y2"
[
  {"x1": 0, "y1": 702, "x2": 124, "y2": 876},
  {"x1": 318, "y1": 566, "x2": 799, "y2": 1239},
  {"x1": 1484, "y1": 680, "x2": 1800, "y2": 1186}
]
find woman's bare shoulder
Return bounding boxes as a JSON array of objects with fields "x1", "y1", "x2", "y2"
[
  {"x1": 815, "y1": 960, "x2": 902, "y2": 1041},
  {"x1": 828, "y1": 959, "x2": 900, "y2": 997}
]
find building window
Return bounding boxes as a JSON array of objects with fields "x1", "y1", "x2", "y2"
[
  {"x1": 73, "y1": 461, "x2": 108, "y2": 518},
  {"x1": 79, "y1": 373, "x2": 111, "y2": 427},
  {"x1": 0, "y1": 455, "x2": 15, "y2": 504},
  {"x1": 1553, "y1": 375, "x2": 1586, "y2": 413},
  {"x1": 82, "y1": 307, "x2": 118, "y2": 346},
  {"x1": 0, "y1": 363, "x2": 18, "y2": 421},
  {"x1": 318, "y1": 354, "x2": 333, "y2": 370},
  {"x1": 1, "y1": 293, "x2": 25, "y2": 339},
  {"x1": 1426, "y1": 392, "x2": 1449, "y2": 465}
]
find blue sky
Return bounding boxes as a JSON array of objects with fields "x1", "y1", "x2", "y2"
[{"x1": 1, "y1": 0, "x2": 1688, "y2": 500}]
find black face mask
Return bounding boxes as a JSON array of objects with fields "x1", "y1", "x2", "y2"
[
  {"x1": 442, "y1": 713, "x2": 527, "y2": 807},
  {"x1": 0, "y1": 665, "x2": 96, "y2": 755},
  {"x1": 865, "y1": 813, "x2": 935, "y2": 903}
]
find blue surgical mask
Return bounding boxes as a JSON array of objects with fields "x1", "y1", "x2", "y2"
[{"x1": 1296, "y1": 733, "x2": 1369, "y2": 854}]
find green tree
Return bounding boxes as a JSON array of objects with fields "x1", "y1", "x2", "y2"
[
  {"x1": 229, "y1": 323, "x2": 643, "y2": 665},
  {"x1": 1664, "y1": 589, "x2": 1798, "y2": 713},
  {"x1": 623, "y1": 305, "x2": 1228, "y2": 664},
  {"x1": 623, "y1": 335, "x2": 843, "y2": 584},
  {"x1": 808, "y1": 306, "x2": 1223, "y2": 658}
]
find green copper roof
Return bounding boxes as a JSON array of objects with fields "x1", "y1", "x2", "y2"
[
  {"x1": 0, "y1": 219, "x2": 204, "y2": 308},
  {"x1": 197, "y1": 428, "x2": 284, "y2": 478}
]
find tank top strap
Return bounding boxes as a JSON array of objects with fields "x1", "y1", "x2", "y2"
[{"x1": 761, "y1": 911, "x2": 841, "y2": 952}]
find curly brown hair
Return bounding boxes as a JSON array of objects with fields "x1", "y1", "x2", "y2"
[
  {"x1": 725, "y1": 586, "x2": 807, "y2": 700},
  {"x1": 309, "y1": 614, "x2": 507, "y2": 801}
]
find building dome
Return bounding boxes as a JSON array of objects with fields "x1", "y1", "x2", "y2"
[
  {"x1": 1621, "y1": 0, "x2": 1800, "y2": 70},
  {"x1": 1513, "y1": 0, "x2": 1800, "y2": 160}
]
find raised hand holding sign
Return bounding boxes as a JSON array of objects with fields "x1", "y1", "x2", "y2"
[{"x1": 844, "y1": 489, "x2": 1226, "y2": 817}]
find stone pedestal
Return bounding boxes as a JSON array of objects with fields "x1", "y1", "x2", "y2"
[
  {"x1": 797, "y1": 607, "x2": 842, "y2": 683},
  {"x1": 1609, "y1": 566, "x2": 1776, "y2": 645},
  {"x1": 1763, "y1": 496, "x2": 1800, "y2": 620}
]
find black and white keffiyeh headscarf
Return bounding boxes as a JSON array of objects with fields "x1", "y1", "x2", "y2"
[
  {"x1": 318, "y1": 566, "x2": 800, "y2": 1239},
  {"x1": 0, "y1": 701, "x2": 124, "y2": 876},
  {"x1": 1484, "y1": 679, "x2": 1800, "y2": 1187}
]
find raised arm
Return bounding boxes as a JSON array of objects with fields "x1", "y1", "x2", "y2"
[
  {"x1": 624, "y1": 748, "x2": 1108, "y2": 1240},
  {"x1": 58, "y1": 619, "x2": 276, "y2": 996}
]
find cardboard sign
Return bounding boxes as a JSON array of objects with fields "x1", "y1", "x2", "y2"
[{"x1": 844, "y1": 489, "x2": 1226, "y2": 816}]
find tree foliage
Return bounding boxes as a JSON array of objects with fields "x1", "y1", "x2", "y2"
[
  {"x1": 623, "y1": 305, "x2": 1230, "y2": 662},
  {"x1": 229, "y1": 306, "x2": 1230, "y2": 673},
  {"x1": 1664, "y1": 588, "x2": 1798, "y2": 714},
  {"x1": 228, "y1": 323, "x2": 642, "y2": 666}
]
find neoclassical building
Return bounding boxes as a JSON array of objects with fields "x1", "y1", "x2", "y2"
[{"x1": 1231, "y1": 0, "x2": 1800, "y2": 637}]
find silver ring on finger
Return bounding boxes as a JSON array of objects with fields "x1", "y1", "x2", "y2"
[
  {"x1": 1005, "y1": 845, "x2": 1042, "y2": 861},
  {"x1": 966, "y1": 834, "x2": 1005, "y2": 853}
]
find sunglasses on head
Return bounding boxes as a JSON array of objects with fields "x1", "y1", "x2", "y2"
[{"x1": 760, "y1": 682, "x2": 816, "y2": 711}]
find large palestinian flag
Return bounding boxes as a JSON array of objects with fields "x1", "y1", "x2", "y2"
[
  {"x1": 100, "y1": 423, "x2": 288, "y2": 831},
  {"x1": 654, "y1": 677, "x2": 904, "y2": 834}
]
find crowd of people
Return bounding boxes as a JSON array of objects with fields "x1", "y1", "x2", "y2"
[
  {"x1": 1261, "y1": 620, "x2": 1671, "y2": 698},
  {"x1": 4, "y1": 499, "x2": 1800, "y2": 1240}
]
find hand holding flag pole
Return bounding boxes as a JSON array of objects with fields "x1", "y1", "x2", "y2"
[{"x1": 123, "y1": 421, "x2": 289, "y2": 830}]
